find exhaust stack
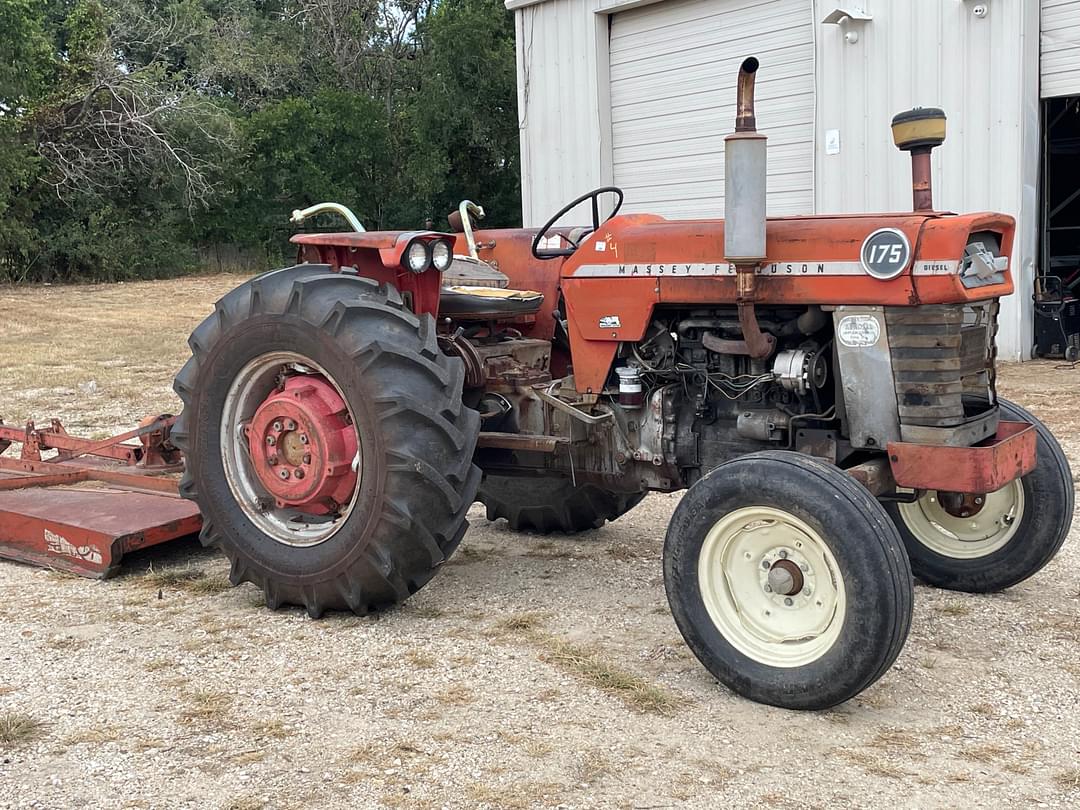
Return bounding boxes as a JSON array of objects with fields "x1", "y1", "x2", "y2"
[
  {"x1": 891, "y1": 107, "x2": 947, "y2": 212},
  {"x1": 723, "y1": 57, "x2": 774, "y2": 359},
  {"x1": 724, "y1": 57, "x2": 767, "y2": 264}
]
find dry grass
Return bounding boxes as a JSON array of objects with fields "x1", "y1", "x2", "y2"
[
  {"x1": 178, "y1": 688, "x2": 232, "y2": 724},
  {"x1": 405, "y1": 649, "x2": 437, "y2": 669},
  {"x1": 960, "y1": 742, "x2": 1010, "y2": 764},
  {"x1": 0, "y1": 712, "x2": 45, "y2": 749},
  {"x1": 1055, "y1": 767, "x2": 1080, "y2": 791},
  {"x1": 534, "y1": 635, "x2": 680, "y2": 715},
  {"x1": 64, "y1": 725, "x2": 122, "y2": 745},
  {"x1": 142, "y1": 565, "x2": 231, "y2": 595},
  {"x1": 936, "y1": 602, "x2": 973, "y2": 617},
  {"x1": 491, "y1": 611, "x2": 546, "y2": 634},
  {"x1": 839, "y1": 749, "x2": 911, "y2": 779},
  {"x1": 0, "y1": 275, "x2": 250, "y2": 431}
]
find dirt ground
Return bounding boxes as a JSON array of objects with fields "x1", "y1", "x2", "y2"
[{"x1": 1, "y1": 276, "x2": 1078, "y2": 810}]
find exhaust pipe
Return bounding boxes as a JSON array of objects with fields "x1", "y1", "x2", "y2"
[
  {"x1": 723, "y1": 57, "x2": 774, "y2": 359},
  {"x1": 891, "y1": 107, "x2": 947, "y2": 212}
]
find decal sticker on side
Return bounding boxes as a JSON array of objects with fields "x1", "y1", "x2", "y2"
[
  {"x1": 44, "y1": 528, "x2": 103, "y2": 565},
  {"x1": 599, "y1": 315, "x2": 622, "y2": 329},
  {"x1": 837, "y1": 315, "x2": 881, "y2": 348}
]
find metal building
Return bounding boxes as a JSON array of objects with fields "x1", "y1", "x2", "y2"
[{"x1": 506, "y1": 0, "x2": 1080, "y2": 360}]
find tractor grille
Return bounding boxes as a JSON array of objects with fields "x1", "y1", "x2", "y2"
[{"x1": 885, "y1": 302, "x2": 998, "y2": 427}]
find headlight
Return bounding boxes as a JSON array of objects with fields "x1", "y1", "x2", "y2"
[
  {"x1": 431, "y1": 239, "x2": 452, "y2": 272},
  {"x1": 405, "y1": 240, "x2": 431, "y2": 273}
]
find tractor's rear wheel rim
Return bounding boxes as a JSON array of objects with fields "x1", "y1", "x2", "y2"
[{"x1": 221, "y1": 351, "x2": 360, "y2": 547}]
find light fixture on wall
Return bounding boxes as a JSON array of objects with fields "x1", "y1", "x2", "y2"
[{"x1": 821, "y1": 6, "x2": 873, "y2": 44}]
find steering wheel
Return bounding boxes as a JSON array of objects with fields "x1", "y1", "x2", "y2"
[{"x1": 531, "y1": 186, "x2": 624, "y2": 260}]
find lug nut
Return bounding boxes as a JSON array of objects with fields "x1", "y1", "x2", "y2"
[
  {"x1": 778, "y1": 549, "x2": 788, "y2": 559},
  {"x1": 761, "y1": 560, "x2": 770, "y2": 570},
  {"x1": 295, "y1": 469, "x2": 305, "y2": 480},
  {"x1": 285, "y1": 419, "x2": 297, "y2": 431},
  {"x1": 279, "y1": 469, "x2": 290, "y2": 480},
  {"x1": 267, "y1": 454, "x2": 278, "y2": 465},
  {"x1": 784, "y1": 597, "x2": 793, "y2": 607},
  {"x1": 266, "y1": 436, "x2": 276, "y2": 446},
  {"x1": 764, "y1": 584, "x2": 772, "y2": 593},
  {"x1": 803, "y1": 587, "x2": 812, "y2": 596},
  {"x1": 272, "y1": 421, "x2": 283, "y2": 432},
  {"x1": 302, "y1": 453, "x2": 311, "y2": 465},
  {"x1": 299, "y1": 434, "x2": 309, "y2": 444}
]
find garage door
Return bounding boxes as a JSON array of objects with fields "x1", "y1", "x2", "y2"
[
  {"x1": 608, "y1": 0, "x2": 815, "y2": 219},
  {"x1": 1042, "y1": 0, "x2": 1080, "y2": 98}
]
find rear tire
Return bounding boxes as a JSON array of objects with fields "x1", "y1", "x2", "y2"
[
  {"x1": 479, "y1": 475, "x2": 645, "y2": 534},
  {"x1": 172, "y1": 265, "x2": 481, "y2": 616},
  {"x1": 664, "y1": 451, "x2": 913, "y2": 710},
  {"x1": 886, "y1": 397, "x2": 1073, "y2": 593}
]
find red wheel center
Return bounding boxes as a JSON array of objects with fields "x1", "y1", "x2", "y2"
[{"x1": 246, "y1": 376, "x2": 358, "y2": 514}]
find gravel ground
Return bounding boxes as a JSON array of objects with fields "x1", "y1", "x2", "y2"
[{"x1": 1, "y1": 277, "x2": 1078, "y2": 809}]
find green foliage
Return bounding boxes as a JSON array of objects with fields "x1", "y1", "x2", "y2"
[{"x1": 0, "y1": 0, "x2": 521, "y2": 282}]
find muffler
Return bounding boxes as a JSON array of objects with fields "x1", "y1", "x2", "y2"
[{"x1": 722, "y1": 57, "x2": 774, "y2": 360}]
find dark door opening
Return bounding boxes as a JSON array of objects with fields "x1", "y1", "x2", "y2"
[{"x1": 1035, "y1": 96, "x2": 1080, "y2": 361}]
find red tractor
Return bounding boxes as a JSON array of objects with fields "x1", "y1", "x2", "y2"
[{"x1": 171, "y1": 59, "x2": 1073, "y2": 709}]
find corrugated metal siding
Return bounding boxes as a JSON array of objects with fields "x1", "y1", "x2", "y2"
[
  {"x1": 1041, "y1": 0, "x2": 1080, "y2": 98},
  {"x1": 815, "y1": 0, "x2": 1039, "y2": 361},
  {"x1": 609, "y1": 0, "x2": 815, "y2": 218},
  {"x1": 513, "y1": 0, "x2": 608, "y2": 227}
]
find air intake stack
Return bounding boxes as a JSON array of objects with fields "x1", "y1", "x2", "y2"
[{"x1": 891, "y1": 107, "x2": 947, "y2": 212}]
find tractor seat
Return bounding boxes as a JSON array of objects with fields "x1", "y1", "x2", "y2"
[{"x1": 439, "y1": 286, "x2": 544, "y2": 320}]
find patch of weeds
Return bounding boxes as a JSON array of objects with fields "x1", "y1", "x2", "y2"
[
  {"x1": 447, "y1": 545, "x2": 495, "y2": 565},
  {"x1": 491, "y1": 612, "x2": 545, "y2": 635},
  {"x1": 968, "y1": 702, "x2": 996, "y2": 717},
  {"x1": 439, "y1": 684, "x2": 475, "y2": 706},
  {"x1": 178, "y1": 689, "x2": 232, "y2": 724},
  {"x1": 410, "y1": 604, "x2": 444, "y2": 619},
  {"x1": 870, "y1": 728, "x2": 920, "y2": 751},
  {"x1": 839, "y1": 749, "x2": 910, "y2": 779},
  {"x1": 142, "y1": 565, "x2": 231, "y2": 596},
  {"x1": 405, "y1": 650, "x2": 437, "y2": 669},
  {"x1": 1054, "y1": 768, "x2": 1080, "y2": 790},
  {"x1": 0, "y1": 712, "x2": 45, "y2": 749},
  {"x1": 607, "y1": 543, "x2": 640, "y2": 562},
  {"x1": 960, "y1": 742, "x2": 1010, "y2": 764},
  {"x1": 575, "y1": 750, "x2": 612, "y2": 783},
  {"x1": 64, "y1": 725, "x2": 121, "y2": 745},
  {"x1": 936, "y1": 602, "x2": 972, "y2": 617},
  {"x1": 231, "y1": 750, "x2": 267, "y2": 765},
  {"x1": 251, "y1": 718, "x2": 290, "y2": 740},
  {"x1": 221, "y1": 799, "x2": 264, "y2": 810},
  {"x1": 535, "y1": 636, "x2": 680, "y2": 715},
  {"x1": 45, "y1": 635, "x2": 86, "y2": 651}
]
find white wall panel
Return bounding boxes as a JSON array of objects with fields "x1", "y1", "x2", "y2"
[{"x1": 815, "y1": 0, "x2": 1040, "y2": 360}]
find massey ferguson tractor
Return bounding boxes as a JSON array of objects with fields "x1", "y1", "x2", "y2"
[{"x1": 3, "y1": 58, "x2": 1070, "y2": 710}]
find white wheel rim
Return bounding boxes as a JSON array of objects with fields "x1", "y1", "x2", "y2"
[
  {"x1": 697, "y1": 506, "x2": 847, "y2": 668},
  {"x1": 897, "y1": 481, "x2": 1024, "y2": 559},
  {"x1": 220, "y1": 351, "x2": 361, "y2": 547}
]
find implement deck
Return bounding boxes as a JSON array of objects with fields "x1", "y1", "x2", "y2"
[{"x1": 0, "y1": 418, "x2": 202, "y2": 578}]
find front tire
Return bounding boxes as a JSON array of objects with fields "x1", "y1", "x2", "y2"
[
  {"x1": 479, "y1": 475, "x2": 645, "y2": 534},
  {"x1": 172, "y1": 266, "x2": 481, "y2": 617},
  {"x1": 664, "y1": 451, "x2": 913, "y2": 710},
  {"x1": 886, "y1": 397, "x2": 1073, "y2": 593}
]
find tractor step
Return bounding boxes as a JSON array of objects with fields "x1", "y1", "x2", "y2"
[{"x1": 0, "y1": 417, "x2": 202, "y2": 578}]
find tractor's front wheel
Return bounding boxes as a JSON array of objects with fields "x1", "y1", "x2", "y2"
[
  {"x1": 664, "y1": 451, "x2": 913, "y2": 710},
  {"x1": 886, "y1": 397, "x2": 1073, "y2": 593},
  {"x1": 172, "y1": 265, "x2": 481, "y2": 616},
  {"x1": 479, "y1": 475, "x2": 645, "y2": 534}
]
